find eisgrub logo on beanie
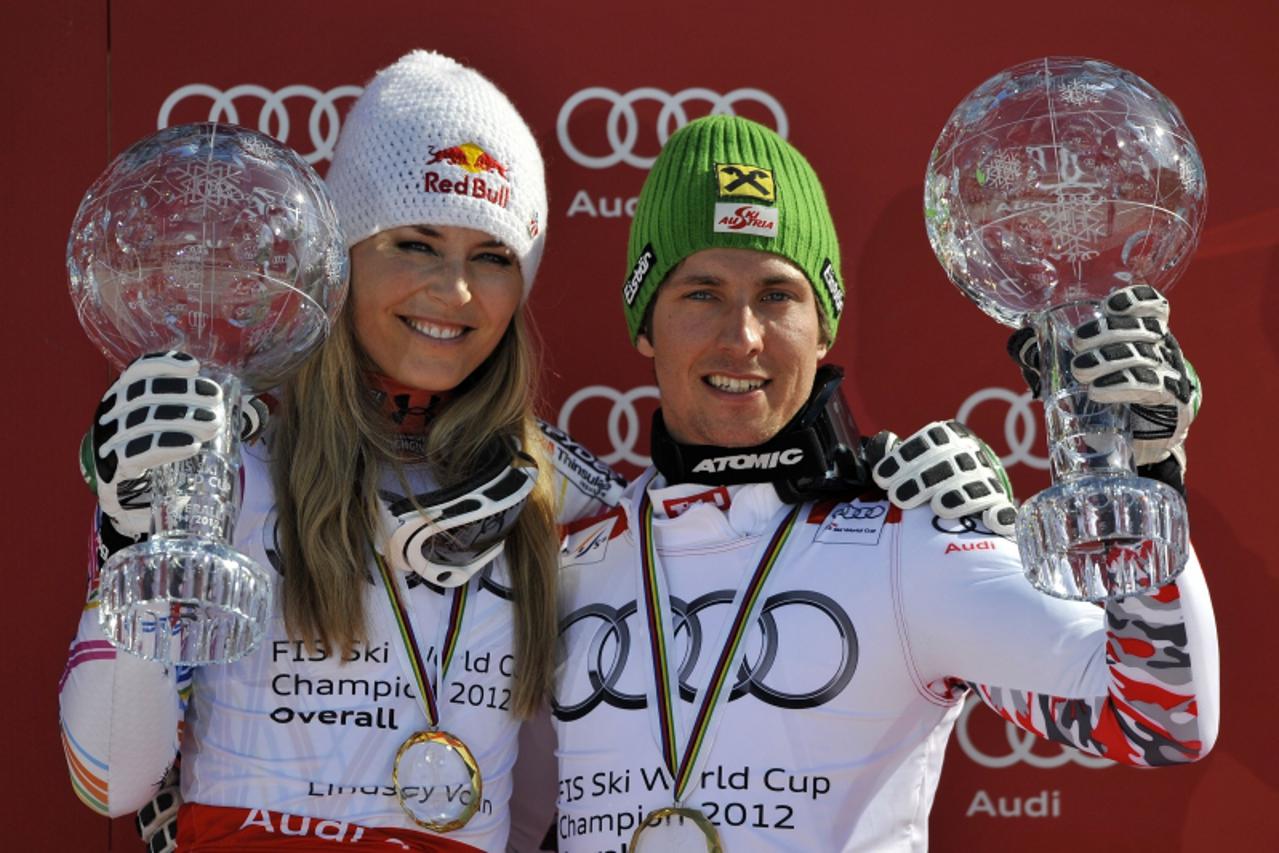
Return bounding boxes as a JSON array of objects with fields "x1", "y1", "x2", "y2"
[
  {"x1": 714, "y1": 204, "x2": 779, "y2": 237},
  {"x1": 424, "y1": 141, "x2": 511, "y2": 209},
  {"x1": 820, "y1": 259, "x2": 844, "y2": 316},
  {"x1": 624, "y1": 243, "x2": 656, "y2": 306},
  {"x1": 716, "y1": 163, "x2": 775, "y2": 202}
]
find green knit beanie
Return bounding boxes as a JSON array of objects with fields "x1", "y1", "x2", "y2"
[{"x1": 623, "y1": 114, "x2": 843, "y2": 343}]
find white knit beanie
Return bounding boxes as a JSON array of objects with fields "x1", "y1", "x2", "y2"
[{"x1": 326, "y1": 50, "x2": 547, "y2": 294}]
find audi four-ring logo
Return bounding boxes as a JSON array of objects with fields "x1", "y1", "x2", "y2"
[
  {"x1": 832, "y1": 504, "x2": 886, "y2": 521},
  {"x1": 158, "y1": 84, "x2": 364, "y2": 164},
  {"x1": 557, "y1": 384, "x2": 659, "y2": 468},
  {"x1": 159, "y1": 84, "x2": 786, "y2": 171},
  {"x1": 955, "y1": 387, "x2": 1049, "y2": 470},
  {"x1": 554, "y1": 589, "x2": 857, "y2": 721},
  {"x1": 954, "y1": 694, "x2": 1111, "y2": 769},
  {"x1": 556, "y1": 87, "x2": 789, "y2": 169}
]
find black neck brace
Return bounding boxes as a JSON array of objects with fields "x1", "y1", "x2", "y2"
[
  {"x1": 649, "y1": 365, "x2": 875, "y2": 502},
  {"x1": 650, "y1": 413, "x2": 829, "y2": 486}
]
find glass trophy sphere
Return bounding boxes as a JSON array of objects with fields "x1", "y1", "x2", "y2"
[
  {"x1": 924, "y1": 57, "x2": 1206, "y2": 327},
  {"x1": 67, "y1": 122, "x2": 347, "y2": 391}
]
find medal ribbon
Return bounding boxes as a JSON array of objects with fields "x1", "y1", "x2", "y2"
[
  {"x1": 636, "y1": 482, "x2": 800, "y2": 803},
  {"x1": 375, "y1": 550, "x2": 468, "y2": 729}
]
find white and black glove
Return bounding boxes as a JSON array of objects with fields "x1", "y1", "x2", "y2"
[
  {"x1": 80, "y1": 352, "x2": 272, "y2": 537},
  {"x1": 1008, "y1": 284, "x2": 1200, "y2": 490},
  {"x1": 135, "y1": 763, "x2": 181, "y2": 853},
  {"x1": 868, "y1": 421, "x2": 1017, "y2": 537}
]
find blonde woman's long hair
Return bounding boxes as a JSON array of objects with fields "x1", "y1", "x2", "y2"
[{"x1": 268, "y1": 304, "x2": 559, "y2": 717}]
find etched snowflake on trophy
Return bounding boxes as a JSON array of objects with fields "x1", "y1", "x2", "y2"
[
  {"x1": 68, "y1": 123, "x2": 348, "y2": 664},
  {"x1": 924, "y1": 58, "x2": 1206, "y2": 601}
]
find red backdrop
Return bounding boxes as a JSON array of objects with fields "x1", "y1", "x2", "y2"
[{"x1": 4, "y1": 1, "x2": 1276, "y2": 849}]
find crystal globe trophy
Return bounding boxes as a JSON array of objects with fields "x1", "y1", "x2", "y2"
[
  {"x1": 924, "y1": 58, "x2": 1206, "y2": 601},
  {"x1": 68, "y1": 123, "x2": 347, "y2": 664}
]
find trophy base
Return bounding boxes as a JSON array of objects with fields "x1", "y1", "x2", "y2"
[
  {"x1": 1015, "y1": 476, "x2": 1188, "y2": 602},
  {"x1": 98, "y1": 536, "x2": 273, "y2": 666}
]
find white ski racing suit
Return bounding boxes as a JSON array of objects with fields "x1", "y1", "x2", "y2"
[
  {"x1": 60, "y1": 422, "x2": 623, "y2": 852},
  {"x1": 553, "y1": 471, "x2": 1218, "y2": 852}
]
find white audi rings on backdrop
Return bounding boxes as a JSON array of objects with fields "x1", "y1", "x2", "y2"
[
  {"x1": 158, "y1": 84, "x2": 364, "y2": 163},
  {"x1": 556, "y1": 87, "x2": 788, "y2": 169},
  {"x1": 159, "y1": 84, "x2": 786, "y2": 171},
  {"x1": 955, "y1": 387, "x2": 1049, "y2": 470},
  {"x1": 557, "y1": 385, "x2": 660, "y2": 468}
]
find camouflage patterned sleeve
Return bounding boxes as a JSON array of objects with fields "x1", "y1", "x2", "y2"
[
  {"x1": 967, "y1": 558, "x2": 1217, "y2": 766},
  {"x1": 897, "y1": 515, "x2": 1218, "y2": 768}
]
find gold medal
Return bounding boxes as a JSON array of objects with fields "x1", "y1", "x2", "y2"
[
  {"x1": 630, "y1": 806, "x2": 723, "y2": 853},
  {"x1": 392, "y1": 730, "x2": 483, "y2": 833},
  {"x1": 377, "y1": 552, "x2": 480, "y2": 834},
  {"x1": 629, "y1": 477, "x2": 801, "y2": 851}
]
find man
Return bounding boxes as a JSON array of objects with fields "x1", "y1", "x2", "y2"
[{"x1": 552, "y1": 115, "x2": 1217, "y2": 851}]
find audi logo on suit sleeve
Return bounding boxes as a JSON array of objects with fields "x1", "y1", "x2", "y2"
[
  {"x1": 556, "y1": 87, "x2": 789, "y2": 169},
  {"x1": 554, "y1": 589, "x2": 857, "y2": 721}
]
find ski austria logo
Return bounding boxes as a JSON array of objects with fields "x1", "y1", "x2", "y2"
[
  {"x1": 714, "y1": 204, "x2": 779, "y2": 237},
  {"x1": 158, "y1": 84, "x2": 363, "y2": 164},
  {"x1": 712, "y1": 162, "x2": 780, "y2": 236}
]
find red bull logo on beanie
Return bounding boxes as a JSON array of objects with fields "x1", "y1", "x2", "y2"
[
  {"x1": 427, "y1": 142, "x2": 508, "y2": 177},
  {"x1": 424, "y1": 142, "x2": 511, "y2": 209}
]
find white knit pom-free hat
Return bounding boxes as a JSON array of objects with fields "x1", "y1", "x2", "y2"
[{"x1": 326, "y1": 50, "x2": 547, "y2": 294}]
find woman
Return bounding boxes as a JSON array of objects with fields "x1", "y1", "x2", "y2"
[{"x1": 59, "y1": 50, "x2": 618, "y2": 852}]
